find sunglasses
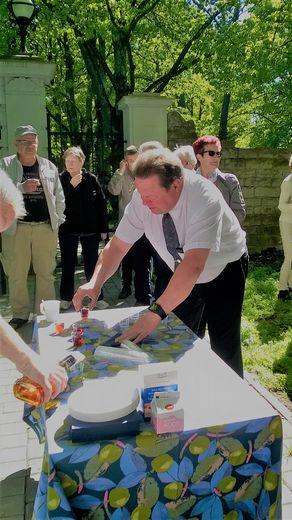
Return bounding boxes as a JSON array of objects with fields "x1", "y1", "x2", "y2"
[{"x1": 201, "y1": 150, "x2": 222, "y2": 157}]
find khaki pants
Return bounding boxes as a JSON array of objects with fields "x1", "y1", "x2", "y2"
[
  {"x1": 0, "y1": 223, "x2": 57, "y2": 319},
  {"x1": 279, "y1": 220, "x2": 292, "y2": 291}
]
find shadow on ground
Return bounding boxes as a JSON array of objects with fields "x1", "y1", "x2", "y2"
[
  {"x1": 0, "y1": 468, "x2": 38, "y2": 519},
  {"x1": 256, "y1": 298, "x2": 292, "y2": 344}
]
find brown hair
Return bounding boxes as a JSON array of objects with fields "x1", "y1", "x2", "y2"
[{"x1": 133, "y1": 149, "x2": 183, "y2": 189}]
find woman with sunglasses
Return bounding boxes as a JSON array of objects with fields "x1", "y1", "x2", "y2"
[{"x1": 193, "y1": 135, "x2": 246, "y2": 224}]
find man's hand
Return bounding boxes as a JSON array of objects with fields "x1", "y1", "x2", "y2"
[
  {"x1": 119, "y1": 159, "x2": 127, "y2": 175},
  {"x1": 70, "y1": 173, "x2": 82, "y2": 188},
  {"x1": 22, "y1": 358, "x2": 68, "y2": 402},
  {"x1": 116, "y1": 312, "x2": 161, "y2": 344},
  {"x1": 21, "y1": 178, "x2": 40, "y2": 193},
  {"x1": 73, "y1": 281, "x2": 100, "y2": 311}
]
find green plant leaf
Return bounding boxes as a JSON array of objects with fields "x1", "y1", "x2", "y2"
[
  {"x1": 144, "y1": 476, "x2": 160, "y2": 508},
  {"x1": 235, "y1": 475, "x2": 262, "y2": 502},
  {"x1": 167, "y1": 496, "x2": 197, "y2": 518},
  {"x1": 191, "y1": 455, "x2": 224, "y2": 483},
  {"x1": 135, "y1": 434, "x2": 179, "y2": 457}
]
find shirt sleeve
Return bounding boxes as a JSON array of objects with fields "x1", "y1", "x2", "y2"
[
  {"x1": 184, "y1": 186, "x2": 223, "y2": 253},
  {"x1": 107, "y1": 170, "x2": 123, "y2": 195},
  {"x1": 226, "y1": 175, "x2": 246, "y2": 224},
  {"x1": 115, "y1": 191, "x2": 145, "y2": 244}
]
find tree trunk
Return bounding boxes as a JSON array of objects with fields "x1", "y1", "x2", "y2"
[{"x1": 219, "y1": 93, "x2": 230, "y2": 140}]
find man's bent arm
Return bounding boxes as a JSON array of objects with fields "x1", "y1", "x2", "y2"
[
  {"x1": 156, "y1": 249, "x2": 210, "y2": 314},
  {"x1": 117, "y1": 248, "x2": 210, "y2": 344}
]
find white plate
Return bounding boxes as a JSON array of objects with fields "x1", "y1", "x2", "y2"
[{"x1": 68, "y1": 372, "x2": 140, "y2": 423}]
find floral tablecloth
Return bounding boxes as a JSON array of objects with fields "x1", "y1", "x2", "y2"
[{"x1": 29, "y1": 313, "x2": 282, "y2": 519}]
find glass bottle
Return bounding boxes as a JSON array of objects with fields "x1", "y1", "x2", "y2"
[
  {"x1": 13, "y1": 376, "x2": 44, "y2": 406},
  {"x1": 81, "y1": 306, "x2": 89, "y2": 320}
]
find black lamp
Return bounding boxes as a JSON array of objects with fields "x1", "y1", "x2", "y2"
[{"x1": 10, "y1": 0, "x2": 37, "y2": 53}]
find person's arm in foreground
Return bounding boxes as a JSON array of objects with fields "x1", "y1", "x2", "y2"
[
  {"x1": 117, "y1": 248, "x2": 209, "y2": 343},
  {"x1": 73, "y1": 235, "x2": 133, "y2": 310},
  {"x1": 0, "y1": 317, "x2": 67, "y2": 402}
]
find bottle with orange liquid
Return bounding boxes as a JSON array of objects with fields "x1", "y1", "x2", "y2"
[
  {"x1": 13, "y1": 354, "x2": 81, "y2": 407},
  {"x1": 13, "y1": 376, "x2": 45, "y2": 406}
]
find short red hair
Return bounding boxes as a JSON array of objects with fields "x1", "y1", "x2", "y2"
[{"x1": 192, "y1": 135, "x2": 221, "y2": 155}]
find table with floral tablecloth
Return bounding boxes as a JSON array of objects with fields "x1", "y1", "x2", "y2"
[{"x1": 27, "y1": 308, "x2": 282, "y2": 520}]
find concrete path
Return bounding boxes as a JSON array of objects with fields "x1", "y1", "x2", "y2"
[{"x1": 0, "y1": 269, "x2": 291, "y2": 519}]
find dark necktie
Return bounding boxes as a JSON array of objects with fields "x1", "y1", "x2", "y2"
[{"x1": 162, "y1": 213, "x2": 182, "y2": 269}]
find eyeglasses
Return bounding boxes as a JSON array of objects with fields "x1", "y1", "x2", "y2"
[{"x1": 201, "y1": 150, "x2": 222, "y2": 157}]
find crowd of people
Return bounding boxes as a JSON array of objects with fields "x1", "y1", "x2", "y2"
[{"x1": 0, "y1": 124, "x2": 291, "y2": 399}]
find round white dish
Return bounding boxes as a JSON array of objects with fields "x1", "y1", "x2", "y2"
[{"x1": 68, "y1": 374, "x2": 140, "y2": 422}]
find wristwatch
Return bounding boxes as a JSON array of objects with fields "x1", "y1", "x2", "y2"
[{"x1": 148, "y1": 302, "x2": 167, "y2": 320}]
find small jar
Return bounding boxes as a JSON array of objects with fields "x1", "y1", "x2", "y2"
[
  {"x1": 73, "y1": 326, "x2": 84, "y2": 347},
  {"x1": 81, "y1": 306, "x2": 89, "y2": 320},
  {"x1": 13, "y1": 376, "x2": 45, "y2": 406}
]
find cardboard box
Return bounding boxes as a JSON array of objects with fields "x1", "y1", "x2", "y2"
[
  {"x1": 140, "y1": 363, "x2": 178, "y2": 418},
  {"x1": 151, "y1": 391, "x2": 184, "y2": 434}
]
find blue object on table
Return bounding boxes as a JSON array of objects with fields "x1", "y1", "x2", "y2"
[{"x1": 69, "y1": 409, "x2": 144, "y2": 442}]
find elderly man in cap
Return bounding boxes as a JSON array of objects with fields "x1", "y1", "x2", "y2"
[{"x1": 0, "y1": 125, "x2": 65, "y2": 329}]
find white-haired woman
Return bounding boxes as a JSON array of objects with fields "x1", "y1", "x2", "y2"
[
  {"x1": 59, "y1": 147, "x2": 108, "y2": 310},
  {"x1": 173, "y1": 145, "x2": 196, "y2": 171}
]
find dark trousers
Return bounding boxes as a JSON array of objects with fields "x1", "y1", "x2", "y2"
[
  {"x1": 154, "y1": 253, "x2": 248, "y2": 377},
  {"x1": 121, "y1": 235, "x2": 152, "y2": 304},
  {"x1": 153, "y1": 255, "x2": 206, "y2": 335},
  {"x1": 59, "y1": 232, "x2": 103, "y2": 301}
]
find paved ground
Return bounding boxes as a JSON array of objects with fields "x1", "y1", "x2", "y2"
[{"x1": 0, "y1": 265, "x2": 291, "y2": 519}]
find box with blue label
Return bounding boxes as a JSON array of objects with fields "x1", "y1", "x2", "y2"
[{"x1": 140, "y1": 363, "x2": 178, "y2": 418}]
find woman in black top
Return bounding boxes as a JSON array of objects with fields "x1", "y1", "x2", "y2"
[{"x1": 59, "y1": 146, "x2": 108, "y2": 309}]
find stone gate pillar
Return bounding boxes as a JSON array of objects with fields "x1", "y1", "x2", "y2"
[
  {"x1": 118, "y1": 93, "x2": 172, "y2": 148},
  {"x1": 0, "y1": 57, "x2": 55, "y2": 158}
]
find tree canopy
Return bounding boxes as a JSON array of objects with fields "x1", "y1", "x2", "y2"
[{"x1": 1, "y1": 0, "x2": 291, "y2": 173}]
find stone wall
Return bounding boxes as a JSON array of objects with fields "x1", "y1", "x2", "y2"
[
  {"x1": 167, "y1": 111, "x2": 290, "y2": 253},
  {"x1": 220, "y1": 146, "x2": 290, "y2": 253}
]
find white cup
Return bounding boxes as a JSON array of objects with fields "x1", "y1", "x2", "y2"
[{"x1": 40, "y1": 300, "x2": 60, "y2": 322}]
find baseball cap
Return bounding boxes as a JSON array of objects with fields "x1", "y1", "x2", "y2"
[{"x1": 15, "y1": 125, "x2": 38, "y2": 139}]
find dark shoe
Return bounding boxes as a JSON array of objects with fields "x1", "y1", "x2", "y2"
[
  {"x1": 118, "y1": 286, "x2": 131, "y2": 299},
  {"x1": 9, "y1": 318, "x2": 28, "y2": 330},
  {"x1": 278, "y1": 290, "x2": 290, "y2": 301}
]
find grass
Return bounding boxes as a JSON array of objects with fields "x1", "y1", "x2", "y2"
[{"x1": 242, "y1": 261, "x2": 292, "y2": 410}]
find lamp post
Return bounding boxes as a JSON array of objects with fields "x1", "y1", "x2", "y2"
[{"x1": 9, "y1": 0, "x2": 37, "y2": 54}]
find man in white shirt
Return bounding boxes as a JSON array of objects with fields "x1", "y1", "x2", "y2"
[{"x1": 74, "y1": 149, "x2": 247, "y2": 376}]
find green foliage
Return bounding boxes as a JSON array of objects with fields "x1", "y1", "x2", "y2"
[{"x1": 1, "y1": 0, "x2": 290, "y2": 176}]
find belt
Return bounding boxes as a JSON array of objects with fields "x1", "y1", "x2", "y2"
[{"x1": 18, "y1": 220, "x2": 50, "y2": 226}]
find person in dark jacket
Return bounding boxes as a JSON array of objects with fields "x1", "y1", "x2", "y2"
[{"x1": 59, "y1": 146, "x2": 108, "y2": 310}]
